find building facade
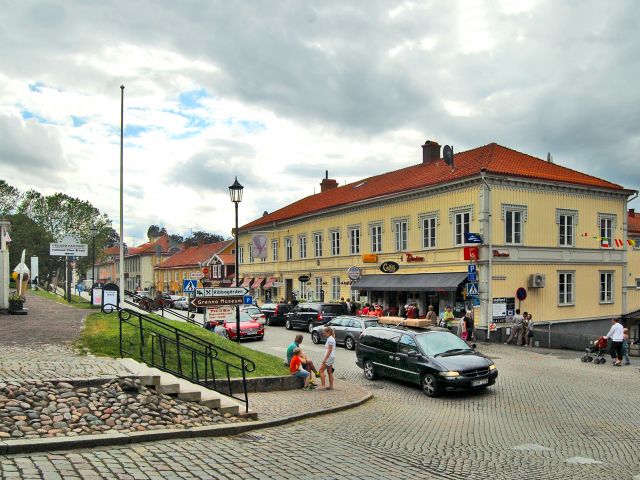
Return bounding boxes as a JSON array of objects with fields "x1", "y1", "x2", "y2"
[{"x1": 237, "y1": 141, "x2": 637, "y2": 348}]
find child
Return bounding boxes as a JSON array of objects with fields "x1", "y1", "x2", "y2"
[
  {"x1": 289, "y1": 347, "x2": 311, "y2": 389},
  {"x1": 622, "y1": 328, "x2": 631, "y2": 366}
]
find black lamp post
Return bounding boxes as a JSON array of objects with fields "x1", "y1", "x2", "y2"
[
  {"x1": 229, "y1": 177, "x2": 244, "y2": 343},
  {"x1": 91, "y1": 225, "x2": 98, "y2": 287}
]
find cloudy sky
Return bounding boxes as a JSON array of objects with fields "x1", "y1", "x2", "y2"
[{"x1": 1, "y1": 0, "x2": 639, "y2": 246}]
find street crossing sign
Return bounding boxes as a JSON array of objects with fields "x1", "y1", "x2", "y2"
[
  {"x1": 195, "y1": 287, "x2": 249, "y2": 298},
  {"x1": 466, "y1": 282, "x2": 479, "y2": 297},
  {"x1": 183, "y1": 279, "x2": 197, "y2": 293}
]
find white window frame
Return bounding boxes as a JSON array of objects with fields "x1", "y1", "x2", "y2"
[
  {"x1": 421, "y1": 215, "x2": 437, "y2": 249},
  {"x1": 349, "y1": 226, "x2": 360, "y2": 255},
  {"x1": 299, "y1": 280, "x2": 309, "y2": 300},
  {"x1": 454, "y1": 211, "x2": 471, "y2": 246},
  {"x1": 330, "y1": 229, "x2": 340, "y2": 256},
  {"x1": 272, "y1": 239, "x2": 278, "y2": 261},
  {"x1": 239, "y1": 246, "x2": 244, "y2": 264},
  {"x1": 556, "y1": 209, "x2": 578, "y2": 247},
  {"x1": 599, "y1": 271, "x2": 614, "y2": 304},
  {"x1": 285, "y1": 237, "x2": 293, "y2": 261},
  {"x1": 598, "y1": 213, "x2": 616, "y2": 247},
  {"x1": 331, "y1": 276, "x2": 340, "y2": 300},
  {"x1": 313, "y1": 232, "x2": 323, "y2": 257},
  {"x1": 370, "y1": 223, "x2": 382, "y2": 254},
  {"x1": 298, "y1": 235, "x2": 307, "y2": 259},
  {"x1": 502, "y1": 204, "x2": 527, "y2": 245},
  {"x1": 315, "y1": 277, "x2": 322, "y2": 301},
  {"x1": 558, "y1": 271, "x2": 575, "y2": 306},
  {"x1": 393, "y1": 219, "x2": 409, "y2": 252}
]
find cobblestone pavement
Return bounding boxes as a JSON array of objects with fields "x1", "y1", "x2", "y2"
[{"x1": 2, "y1": 325, "x2": 639, "y2": 479}]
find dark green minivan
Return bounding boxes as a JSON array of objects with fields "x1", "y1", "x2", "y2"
[{"x1": 355, "y1": 327, "x2": 498, "y2": 397}]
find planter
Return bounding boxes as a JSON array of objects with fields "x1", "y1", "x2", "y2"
[{"x1": 8, "y1": 300, "x2": 24, "y2": 313}]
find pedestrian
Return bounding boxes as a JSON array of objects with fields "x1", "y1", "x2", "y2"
[
  {"x1": 464, "y1": 310, "x2": 475, "y2": 341},
  {"x1": 426, "y1": 304, "x2": 438, "y2": 326},
  {"x1": 520, "y1": 312, "x2": 529, "y2": 346},
  {"x1": 286, "y1": 334, "x2": 318, "y2": 380},
  {"x1": 345, "y1": 298, "x2": 352, "y2": 314},
  {"x1": 622, "y1": 328, "x2": 631, "y2": 365},
  {"x1": 526, "y1": 313, "x2": 535, "y2": 347},
  {"x1": 289, "y1": 347, "x2": 311, "y2": 389},
  {"x1": 319, "y1": 326, "x2": 336, "y2": 390},
  {"x1": 442, "y1": 306, "x2": 455, "y2": 330},
  {"x1": 505, "y1": 309, "x2": 524, "y2": 345},
  {"x1": 604, "y1": 318, "x2": 624, "y2": 366},
  {"x1": 399, "y1": 303, "x2": 407, "y2": 319}
]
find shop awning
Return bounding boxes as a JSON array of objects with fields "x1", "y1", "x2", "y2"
[
  {"x1": 251, "y1": 277, "x2": 265, "y2": 289},
  {"x1": 350, "y1": 272, "x2": 467, "y2": 292},
  {"x1": 241, "y1": 277, "x2": 253, "y2": 288},
  {"x1": 263, "y1": 277, "x2": 277, "y2": 289}
]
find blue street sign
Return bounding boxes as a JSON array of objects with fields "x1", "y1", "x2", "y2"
[
  {"x1": 466, "y1": 282, "x2": 479, "y2": 297},
  {"x1": 183, "y1": 279, "x2": 197, "y2": 293},
  {"x1": 465, "y1": 232, "x2": 483, "y2": 244},
  {"x1": 467, "y1": 264, "x2": 477, "y2": 274},
  {"x1": 467, "y1": 273, "x2": 478, "y2": 282},
  {"x1": 243, "y1": 295, "x2": 253, "y2": 305}
]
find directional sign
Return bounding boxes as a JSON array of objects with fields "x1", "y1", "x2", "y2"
[
  {"x1": 195, "y1": 287, "x2": 248, "y2": 298},
  {"x1": 466, "y1": 282, "x2": 479, "y2": 297},
  {"x1": 465, "y1": 232, "x2": 483, "y2": 244},
  {"x1": 467, "y1": 264, "x2": 477, "y2": 274},
  {"x1": 191, "y1": 297, "x2": 244, "y2": 308},
  {"x1": 50, "y1": 235, "x2": 88, "y2": 257},
  {"x1": 183, "y1": 279, "x2": 197, "y2": 293}
]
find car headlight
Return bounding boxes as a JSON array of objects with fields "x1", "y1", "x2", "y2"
[
  {"x1": 439, "y1": 371, "x2": 460, "y2": 378},
  {"x1": 489, "y1": 364, "x2": 497, "y2": 371}
]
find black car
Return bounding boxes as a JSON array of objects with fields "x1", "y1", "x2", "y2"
[
  {"x1": 355, "y1": 327, "x2": 498, "y2": 397},
  {"x1": 260, "y1": 302, "x2": 293, "y2": 326},
  {"x1": 285, "y1": 302, "x2": 348, "y2": 333}
]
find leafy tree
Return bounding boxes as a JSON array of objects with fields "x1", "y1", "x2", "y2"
[
  {"x1": 184, "y1": 231, "x2": 226, "y2": 247},
  {"x1": 169, "y1": 234, "x2": 184, "y2": 244},
  {"x1": 147, "y1": 225, "x2": 167, "y2": 240},
  {"x1": 106, "y1": 228, "x2": 121, "y2": 247},
  {"x1": 0, "y1": 180, "x2": 20, "y2": 217}
]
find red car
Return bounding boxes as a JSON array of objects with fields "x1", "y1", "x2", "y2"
[{"x1": 206, "y1": 312, "x2": 264, "y2": 341}]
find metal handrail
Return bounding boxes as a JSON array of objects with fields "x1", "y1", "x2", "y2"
[{"x1": 110, "y1": 304, "x2": 255, "y2": 411}]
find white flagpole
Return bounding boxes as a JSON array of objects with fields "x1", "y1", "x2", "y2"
[{"x1": 119, "y1": 85, "x2": 125, "y2": 308}]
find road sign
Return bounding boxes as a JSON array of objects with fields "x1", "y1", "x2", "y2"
[
  {"x1": 190, "y1": 272, "x2": 204, "y2": 279},
  {"x1": 467, "y1": 264, "x2": 477, "y2": 274},
  {"x1": 465, "y1": 232, "x2": 483, "y2": 244},
  {"x1": 467, "y1": 272, "x2": 478, "y2": 282},
  {"x1": 195, "y1": 287, "x2": 248, "y2": 297},
  {"x1": 202, "y1": 267, "x2": 209, "y2": 275},
  {"x1": 243, "y1": 295, "x2": 253, "y2": 305},
  {"x1": 183, "y1": 279, "x2": 197, "y2": 293},
  {"x1": 50, "y1": 235, "x2": 88, "y2": 256},
  {"x1": 191, "y1": 297, "x2": 244, "y2": 308},
  {"x1": 466, "y1": 282, "x2": 479, "y2": 296},
  {"x1": 516, "y1": 287, "x2": 527, "y2": 301}
]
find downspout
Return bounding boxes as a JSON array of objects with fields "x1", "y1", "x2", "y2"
[
  {"x1": 623, "y1": 191, "x2": 638, "y2": 317},
  {"x1": 480, "y1": 168, "x2": 492, "y2": 340}
]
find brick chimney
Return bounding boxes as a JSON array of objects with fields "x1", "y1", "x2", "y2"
[
  {"x1": 320, "y1": 170, "x2": 338, "y2": 193},
  {"x1": 421, "y1": 140, "x2": 441, "y2": 164},
  {"x1": 630, "y1": 208, "x2": 636, "y2": 217}
]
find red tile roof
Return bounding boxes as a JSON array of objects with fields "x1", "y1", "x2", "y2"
[
  {"x1": 215, "y1": 253, "x2": 235, "y2": 265},
  {"x1": 629, "y1": 209, "x2": 640, "y2": 235},
  {"x1": 241, "y1": 143, "x2": 626, "y2": 231},
  {"x1": 102, "y1": 246, "x2": 121, "y2": 256},
  {"x1": 156, "y1": 240, "x2": 232, "y2": 269},
  {"x1": 128, "y1": 235, "x2": 172, "y2": 256}
]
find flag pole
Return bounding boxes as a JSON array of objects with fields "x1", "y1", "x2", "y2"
[{"x1": 119, "y1": 85, "x2": 125, "y2": 308}]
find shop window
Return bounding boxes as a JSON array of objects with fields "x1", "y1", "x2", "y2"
[
  {"x1": 600, "y1": 271, "x2": 613, "y2": 303},
  {"x1": 558, "y1": 271, "x2": 575, "y2": 306}
]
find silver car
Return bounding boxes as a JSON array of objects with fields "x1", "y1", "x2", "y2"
[
  {"x1": 173, "y1": 296, "x2": 189, "y2": 310},
  {"x1": 311, "y1": 315, "x2": 379, "y2": 350}
]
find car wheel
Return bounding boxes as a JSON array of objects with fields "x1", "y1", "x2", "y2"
[
  {"x1": 307, "y1": 322, "x2": 314, "y2": 334},
  {"x1": 363, "y1": 360, "x2": 377, "y2": 380},
  {"x1": 311, "y1": 331, "x2": 320, "y2": 344},
  {"x1": 345, "y1": 336, "x2": 355, "y2": 350},
  {"x1": 285, "y1": 319, "x2": 292, "y2": 330},
  {"x1": 421, "y1": 373, "x2": 440, "y2": 397}
]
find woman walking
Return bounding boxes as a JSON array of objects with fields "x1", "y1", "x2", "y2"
[{"x1": 319, "y1": 326, "x2": 336, "y2": 390}]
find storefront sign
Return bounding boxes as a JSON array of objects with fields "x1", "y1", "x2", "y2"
[
  {"x1": 463, "y1": 247, "x2": 479, "y2": 260},
  {"x1": 298, "y1": 275, "x2": 310, "y2": 283},
  {"x1": 492, "y1": 297, "x2": 515, "y2": 323},
  {"x1": 379, "y1": 261, "x2": 399, "y2": 273},
  {"x1": 347, "y1": 266, "x2": 361, "y2": 281},
  {"x1": 206, "y1": 306, "x2": 235, "y2": 324},
  {"x1": 493, "y1": 249, "x2": 510, "y2": 257},
  {"x1": 362, "y1": 254, "x2": 379, "y2": 263},
  {"x1": 405, "y1": 253, "x2": 425, "y2": 262}
]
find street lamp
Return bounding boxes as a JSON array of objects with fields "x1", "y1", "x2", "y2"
[{"x1": 229, "y1": 177, "x2": 244, "y2": 343}]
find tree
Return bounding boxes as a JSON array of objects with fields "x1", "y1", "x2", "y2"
[
  {"x1": 147, "y1": 225, "x2": 167, "y2": 240},
  {"x1": 184, "y1": 231, "x2": 226, "y2": 247},
  {"x1": 0, "y1": 180, "x2": 20, "y2": 217}
]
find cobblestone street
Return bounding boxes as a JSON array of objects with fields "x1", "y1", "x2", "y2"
[{"x1": 1, "y1": 323, "x2": 638, "y2": 479}]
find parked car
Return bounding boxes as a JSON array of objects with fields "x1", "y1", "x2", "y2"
[
  {"x1": 260, "y1": 302, "x2": 293, "y2": 326},
  {"x1": 285, "y1": 302, "x2": 348, "y2": 333},
  {"x1": 205, "y1": 312, "x2": 264, "y2": 341},
  {"x1": 241, "y1": 305, "x2": 266, "y2": 324},
  {"x1": 160, "y1": 293, "x2": 175, "y2": 307},
  {"x1": 173, "y1": 296, "x2": 189, "y2": 310},
  {"x1": 311, "y1": 316, "x2": 379, "y2": 350},
  {"x1": 355, "y1": 327, "x2": 498, "y2": 397}
]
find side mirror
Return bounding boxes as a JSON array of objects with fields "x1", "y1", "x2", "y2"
[
  {"x1": 407, "y1": 350, "x2": 419, "y2": 358},
  {"x1": 470, "y1": 343, "x2": 477, "y2": 350}
]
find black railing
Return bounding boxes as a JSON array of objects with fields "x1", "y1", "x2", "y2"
[
  {"x1": 124, "y1": 290, "x2": 200, "y2": 326},
  {"x1": 110, "y1": 304, "x2": 255, "y2": 412}
]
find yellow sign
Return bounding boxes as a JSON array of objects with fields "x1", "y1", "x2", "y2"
[{"x1": 362, "y1": 254, "x2": 378, "y2": 263}]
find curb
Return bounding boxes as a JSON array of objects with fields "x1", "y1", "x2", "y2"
[{"x1": 0, "y1": 393, "x2": 373, "y2": 455}]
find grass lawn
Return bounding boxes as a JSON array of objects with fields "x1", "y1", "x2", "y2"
[
  {"x1": 77, "y1": 312, "x2": 289, "y2": 379},
  {"x1": 30, "y1": 288, "x2": 94, "y2": 309}
]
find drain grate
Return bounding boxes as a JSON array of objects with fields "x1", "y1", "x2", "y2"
[{"x1": 233, "y1": 433, "x2": 266, "y2": 442}]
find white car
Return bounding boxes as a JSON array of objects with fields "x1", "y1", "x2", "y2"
[
  {"x1": 241, "y1": 305, "x2": 266, "y2": 325},
  {"x1": 173, "y1": 296, "x2": 189, "y2": 310}
]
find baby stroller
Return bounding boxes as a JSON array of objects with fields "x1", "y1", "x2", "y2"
[{"x1": 581, "y1": 336, "x2": 608, "y2": 364}]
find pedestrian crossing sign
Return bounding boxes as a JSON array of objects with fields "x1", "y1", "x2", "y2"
[
  {"x1": 183, "y1": 279, "x2": 197, "y2": 293},
  {"x1": 466, "y1": 282, "x2": 479, "y2": 297}
]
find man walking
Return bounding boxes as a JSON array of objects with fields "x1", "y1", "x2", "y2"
[
  {"x1": 604, "y1": 318, "x2": 624, "y2": 366},
  {"x1": 505, "y1": 309, "x2": 524, "y2": 345}
]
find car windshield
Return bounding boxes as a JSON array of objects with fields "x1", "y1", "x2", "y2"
[{"x1": 414, "y1": 332, "x2": 472, "y2": 357}]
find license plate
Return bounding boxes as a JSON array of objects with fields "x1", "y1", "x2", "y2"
[
  {"x1": 246, "y1": 330, "x2": 257, "y2": 335},
  {"x1": 471, "y1": 378, "x2": 488, "y2": 387}
]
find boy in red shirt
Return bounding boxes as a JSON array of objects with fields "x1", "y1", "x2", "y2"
[{"x1": 289, "y1": 347, "x2": 310, "y2": 389}]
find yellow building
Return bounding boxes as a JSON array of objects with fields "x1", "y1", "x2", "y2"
[
  {"x1": 238, "y1": 141, "x2": 638, "y2": 348},
  {"x1": 625, "y1": 208, "x2": 640, "y2": 347}
]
